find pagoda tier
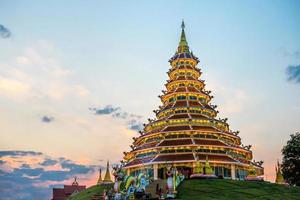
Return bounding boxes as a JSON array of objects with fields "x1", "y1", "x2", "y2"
[{"x1": 123, "y1": 21, "x2": 263, "y2": 180}]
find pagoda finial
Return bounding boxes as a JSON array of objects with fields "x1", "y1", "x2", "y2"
[
  {"x1": 181, "y1": 19, "x2": 185, "y2": 30},
  {"x1": 178, "y1": 20, "x2": 189, "y2": 53}
]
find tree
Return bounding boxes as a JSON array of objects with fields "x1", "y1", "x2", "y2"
[{"x1": 281, "y1": 132, "x2": 300, "y2": 186}]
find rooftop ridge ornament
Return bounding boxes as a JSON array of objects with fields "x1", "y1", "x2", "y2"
[{"x1": 181, "y1": 20, "x2": 185, "y2": 30}]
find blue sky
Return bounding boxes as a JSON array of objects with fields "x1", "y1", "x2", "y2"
[{"x1": 0, "y1": 0, "x2": 300, "y2": 199}]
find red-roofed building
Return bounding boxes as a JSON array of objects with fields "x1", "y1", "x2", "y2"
[{"x1": 51, "y1": 177, "x2": 86, "y2": 200}]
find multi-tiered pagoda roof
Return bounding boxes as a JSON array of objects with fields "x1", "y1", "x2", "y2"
[{"x1": 123, "y1": 21, "x2": 263, "y2": 178}]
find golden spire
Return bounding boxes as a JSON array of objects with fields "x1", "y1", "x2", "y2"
[
  {"x1": 103, "y1": 160, "x2": 113, "y2": 183},
  {"x1": 177, "y1": 20, "x2": 190, "y2": 53},
  {"x1": 275, "y1": 160, "x2": 285, "y2": 184},
  {"x1": 97, "y1": 168, "x2": 102, "y2": 185}
]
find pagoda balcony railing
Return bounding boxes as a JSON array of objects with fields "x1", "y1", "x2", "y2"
[{"x1": 145, "y1": 119, "x2": 228, "y2": 132}]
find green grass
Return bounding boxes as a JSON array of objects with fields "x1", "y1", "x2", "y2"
[
  {"x1": 68, "y1": 184, "x2": 113, "y2": 200},
  {"x1": 177, "y1": 179, "x2": 300, "y2": 200},
  {"x1": 69, "y1": 180, "x2": 300, "y2": 200}
]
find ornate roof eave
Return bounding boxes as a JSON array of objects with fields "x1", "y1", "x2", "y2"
[
  {"x1": 128, "y1": 141, "x2": 251, "y2": 155},
  {"x1": 123, "y1": 157, "x2": 251, "y2": 169},
  {"x1": 136, "y1": 128, "x2": 241, "y2": 141}
]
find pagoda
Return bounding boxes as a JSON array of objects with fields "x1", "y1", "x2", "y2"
[
  {"x1": 101, "y1": 161, "x2": 113, "y2": 184},
  {"x1": 97, "y1": 168, "x2": 102, "y2": 185},
  {"x1": 275, "y1": 160, "x2": 285, "y2": 184},
  {"x1": 123, "y1": 21, "x2": 264, "y2": 180}
]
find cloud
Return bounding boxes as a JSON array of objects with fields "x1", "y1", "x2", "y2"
[
  {"x1": 206, "y1": 79, "x2": 250, "y2": 115},
  {"x1": 0, "y1": 24, "x2": 11, "y2": 39},
  {"x1": 39, "y1": 158, "x2": 58, "y2": 166},
  {"x1": 89, "y1": 105, "x2": 120, "y2": 115},
  {"x1": 0, "y1": 41, "x2": 90, "y2": 102},
  {"x1": 0, "y1": 150, "x2": 97, "y2": 200},
  {"x1": 89, "y1": 105, "x2": 144, "y2": 132},
  {"x1": 0, "y1": 77, "x2": 31, "y2": 98},
  {"x1": 279, "y1": 47, "x2": 300, "y2": 59},
  {"x1": 127, "y1": 119, "x2": 143, "y2": 131},
  {"x1": 41, "y1": 116, "x2": 54, "y2": 123},
  {"x1": 0, "y1": 151, "x2": 42, "y2": 158},
  {"x1": 286, "y1": 65, "x2": 300, "y2": 83}
]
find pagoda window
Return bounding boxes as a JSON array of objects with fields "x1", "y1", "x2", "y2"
[
  {"x1": 194, "y1": 134, "x2": 205, "y2": 138},
  {"x1": 166, "y1": 135, "x2": 177, "y2": 139},
  {"x1": 211, "y1": 149, "x2": 226, "y2": 154},
  {"x1": 177, "y1": 149, "x2": 192, "y2": 153},
  {"x1": 199, "y1": 97, "x2": 205, "y2": 103},
  {"x1": 178, "y1": 134, "x2": 190, "y2": 138},
  {"x1": 189, "y1": 96, "x2": 197, "y2": 100},
  {"x1": 197, "y1": 148, "x2": 210, "y2": 153},
  {"x1": 161, "y1": 149, "x2": 176, "y2": 154},
  {"x1": 177, "y1": 96, "x2": 186, "y2": 100},
  {"x1": 206, "y1": 135, "x2": 217, "y2": 139},
  {"x1": 169, "y1": 97, "x2": 175, "y2": 102}
]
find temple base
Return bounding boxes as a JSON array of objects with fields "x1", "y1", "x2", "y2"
[
  {"x1": 190, "y1": 174, "x2": 218, "y2": 179},
  {"x1": 244, "y1": 175, "x2": 264, "y2": 182}
]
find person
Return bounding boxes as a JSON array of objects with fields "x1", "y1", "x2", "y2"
[{"x1": 102, "y1": 189, "x2": 108, "y2": 200}]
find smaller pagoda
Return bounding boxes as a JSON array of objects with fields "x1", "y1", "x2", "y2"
[
  {"x1": 101, "y1": 161, "x2": 113, "y2": 184},
  {"x1": 275, "y1": 160, "x2": 285, "y2": 184},
  {"x1": 97, "y1": 168, "x2": 102, "y2": 185}
]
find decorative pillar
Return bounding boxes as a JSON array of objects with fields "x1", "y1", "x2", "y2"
[
  {"x1": 231, "y1": 164, "x2": 236, "y2": 180},
  {"x1": 127, "y1": 168, "x2": 130, "y2": 176},
  {"x1": 153, "y1": 164, "x2": 158, "y2": 180},
  {"x1": 192, "y1": 162, "x2": 196, "y2": 174}
]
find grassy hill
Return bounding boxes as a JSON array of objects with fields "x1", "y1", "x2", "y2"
[
  {"x1": 177, "y1": 179, "x2": 300, "y2": 200},
  {"x1": 69, "y1": 180, "x2": 300, "y2": 200},
  {"x1": 68, "y1": 184, "x2": 113, "y2": 200}
]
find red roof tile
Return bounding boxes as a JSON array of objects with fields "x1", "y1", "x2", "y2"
[
  {"x1": 168, "y1": 114, "x2": 189, "y2": 119},
  {"x1": 196, "y1": 154, "x2": 236, "y2": 162},
  {"x1": 190, "y1": 114, "x2": 208, "y2": 119},
  {"x1": 174, "y1": 101, "x2": 187, "y2": 107},
  {"x1": 189, "y1": 101, "x2": 201, "y2": 107},
  {"x1": 163, "y1": 125, "x2": 191, "y2": 132},
  {"x1": 125, "y1": 157, "x2": 154, "y2": 167},
  {"x1": 64, "y1": 185, "x2": 86, "y2": 195},
  {"x1": 191, "y1": 126, "x2": 218, "y2": 132},
  {"x1": 194, "y1": 139, "x2": 227, "y2": 146},
  {"x1": 153, "y1": 154, "x2": 194, "y2": 162},
  {"x1": 187, "y1": 87, "x2": 198, "y2": 92},
  {"x1": 158, "y1": 139, "x2": 193, "y2": 146},
  {"x1": 175, "y1": 87, "x2": 187, "y2": 92},
  {"x1": 136, "y1": 142, "x2": 158, "y2": 150}
]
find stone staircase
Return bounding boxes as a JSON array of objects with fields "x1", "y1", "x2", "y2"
[{"x1": 145, "y1": 179, "x2": 167, "y2": 199}]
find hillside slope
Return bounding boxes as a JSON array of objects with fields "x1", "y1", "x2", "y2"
[
  {"x1": 70, "y1": 180, "x2": 300, "y2": 200},
  {"x1": 177, "y1": 179, "x2": 300, "y2": 200}
]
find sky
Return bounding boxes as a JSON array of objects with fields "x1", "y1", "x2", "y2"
[{"x1": 0, "y1": 0, "x2": 300, "y2": 199}]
